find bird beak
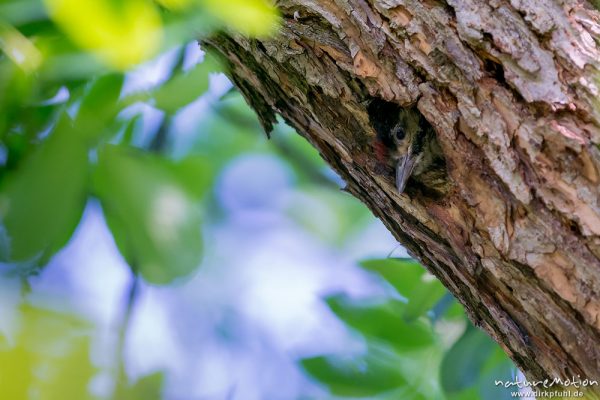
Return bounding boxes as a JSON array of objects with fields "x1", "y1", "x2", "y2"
[{"x1": 396, "y1": 150, "x2": 419, "y2": 193}]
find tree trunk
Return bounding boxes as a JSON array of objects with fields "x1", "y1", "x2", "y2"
[{"x1": 203, "y1": 0, "x2": 600, "y2": 382}]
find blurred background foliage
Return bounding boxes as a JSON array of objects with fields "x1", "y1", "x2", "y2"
[
  {"x1": 0, "y1": 0, "x2": 519, "y2": 399},
  {"x1": 301, "y1": 258, "x2": 516, "y2": 400}
]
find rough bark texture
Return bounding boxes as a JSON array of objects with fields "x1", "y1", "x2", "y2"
[{"x1": 204, "y1": 0, "x2": 600, "y2": 382}]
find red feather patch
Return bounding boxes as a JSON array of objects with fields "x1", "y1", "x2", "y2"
[{"x1": 374, "y1": 138, "x2": 388, "y2": 164}]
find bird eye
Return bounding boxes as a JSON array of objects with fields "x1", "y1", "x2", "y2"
[{"x1": 395, "y1": 129, "x2": 405, "y2": 141}]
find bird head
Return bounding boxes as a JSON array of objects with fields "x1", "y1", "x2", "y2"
[{"x1": 391, "y1": 109, "x2": 426, "y2": 193}]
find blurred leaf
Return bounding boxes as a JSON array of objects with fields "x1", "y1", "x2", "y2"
[
  {"x1": 20, "y1": 103, "x2": 62, "y2": 138},
  {"x1": 39, "y1": 48, "x2": 108, "y2": 83},
  {"x1": 79, "y1": 74, "x2": 122, "y2": 114},
  {"x1": 93, "y1": 145, "x2": 204, "y2": 284},
  {"x1": 39, "y1": 337, "x2": 97, "y2": 400},
  {"x1": 0, "y1": 20, "x2": 43, "y2": 72},
  {"x1": 0, "y1": 342, "x2": 34, "y2": 399},
  {"x1": 200, "y1": 0, "x2": 280, "y2": 37},
  {"x1": 326, "y1": 294, "x2": 435, "y2": 352},
  {"x1": 478, "y1": 347, "x2": 515, "y2": 400},
  {"x1": 159, "y1": 8, "x2": 217, "y2": 49},
  {"x1": 0, "y1": 305, "x2": 96, "y2": 400},
  {"x1": 431, "y1": 294, "x2": 466, "y2": 321},
  {"x1": 441, "y1": 346, "x2": 514, "y2": 400},
  {"x1": 156, "y1": 0, "x2": 192, "y2": 10},
  {"x1": 169, "y1": 155, "x2": 214, "y2": 198},
  {"x1": 123, "y1": 371, "x2": 165, "y2": 400},
  {"x1": 0, "y1": 115, "x2": 88, "y2": 262},
  {"x1": 152, "y1": 54, "x2": 219, "y2": 114},
  {"x1": 0, "y1": 59, "x2": 35, "y2": 135},
  {"x1": 440, "y1": 325, "x2": 496, "y2": 395},
  {"x1": 42, "y1": 0, "x2": 162, "y2": 69},
  {"x1": 0, "y1": 0, "x2": 48, "y2": 26},
  {"x1": 361, "y1": 258, "x2": 447, "y2": 321},
  {"x1": 76, "y1": 73, "x2": 124, "y2": 143},
  {"x1": 301, "y1": 348, "x2": 408, "y2": 397},
  {"x1": 3, "y1": 130, "x2": 31, "y2": 171},
  {"x1": 120, "y1": 114, "x2": 143, "y2": 146}
]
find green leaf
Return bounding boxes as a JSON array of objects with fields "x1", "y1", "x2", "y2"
[
  {"x1": 20, "y1": 103, "x2": 61, "y2": 138},
  {"x1": 39, "y1": 337, "x2": 97, "y2": 400},
  {"x1": 43, "y1": 0, "x2": 163, "y2": 69},
  {"x1": 119, "y1": 114, "x2": 143, "y2": 146},
  {"x1": 326, "y1": 294, "x2": 435, "y2": 352},
  {"x1": 93, "y1": 145, "x2": 204, "y2": 284},
  {"x1": 200, "y1": 0, "x2": 280, "y2": 37},
  {"x1": 169, "y1": 155, "x2": 214, "y2": 199},
  {"x1": 0, "y1": 115, "x2": 88, "y2": 262},
  {"x1": 131, "y1": 371, "x2": 165, "y2": 399},
  {"x1": 0, "y1": 59, "x2": 35, "y2": 136},
  {"x1": 0, "y1": 0, "x2": 48, "y2": 27},
  {"x1": 440, "y1": 325, "x2": 496, "y2": 395},
  {"x1": 76, "y1": 73, "x2": 124, "y2": 143},
  {"x1": 0, "y1": 306, "x2": 96, "y2": 400},
  {"x1": 117, "y1": 371, "x2": 165, "y2": 400},
  {"x1": 431, "y1": 294, "x2": 466, "y2": 321},
  {"x1": 0, "y1": 342, "x2": 34, "y2": 400},
  {"x1": 3, "y1": 130, "x2": 31, "y2": 171},
  {"x1": 478, "y1": 347, "x2": 515, "y2": 400},
  {"x1": 301, "y1": 348, "x2": 408, "y2": 397},
  {"x1": 360, "y1": 258, "x2": 423, "y2": 297},
  {"x1": 152, "y1": 55, "x2": 219, "y2": 114},
  {"x1": 441, "y1": 345, "x2": 515, "y2": 400},
  {"x1": 361, "y1": 258, "x2": 447, "y2": 321}
]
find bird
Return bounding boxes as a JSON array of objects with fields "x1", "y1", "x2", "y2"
[
  {"x1": 368, "y1": 100, "x2": 442, "y2": 193},
  {"x1": 389, "y1": 108, "x2": 440, "y2": 193}
]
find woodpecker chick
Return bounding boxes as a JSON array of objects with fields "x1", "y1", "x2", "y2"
[
  {"x1": 389, "y1": 109, "x2": 439, "y2": 193},
  {"x1": 368, "y1": 100, "x2": 442, "y2": 193}
]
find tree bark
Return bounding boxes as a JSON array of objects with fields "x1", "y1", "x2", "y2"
[{"x1": 204, "y1": 0, "x2": 600, "y2": 382}]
